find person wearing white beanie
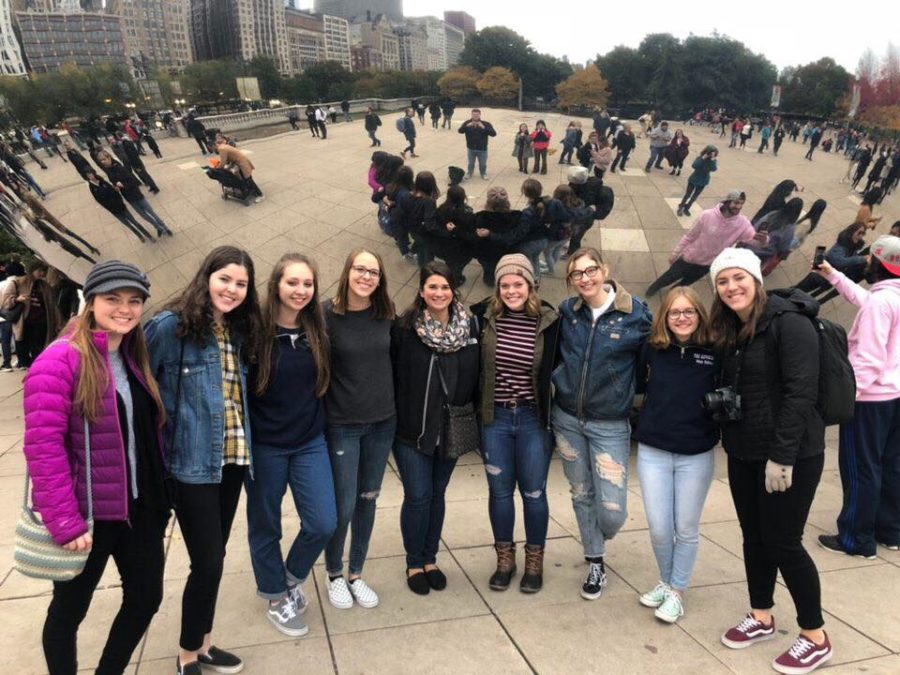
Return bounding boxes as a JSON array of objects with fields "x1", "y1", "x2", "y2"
[{"x1": 708, "y1": 249, "x2": 833, "y2": 673}]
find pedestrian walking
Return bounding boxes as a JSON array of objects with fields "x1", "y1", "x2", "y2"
[
  {"x1": 645, "y1": 122, "x2": 673, "y2": 171},
  {"x1": 676, "y1": 145, "x2": 718, "y2": 217},
  {"x1": 610, "y1": 123, "x2": 636, "y2": 173},
  {"x1": 665, "y1": 129, "x2": 690, "y2": 175},
  {"x1": 341, "y1": 99, "x2": 352, "y2": 123},
  {"x1": 84, "y1": 169, "x2": 155, "y2": 242},
  {"x1": 364, "y1": 107, "x2": 382, "y2": 147},
  {"x1": 399, "y1": 108, "x2": 418, "y2": 158},
  {"x1": 96, "y1": 150, "x2": 172, "y2": 237}
]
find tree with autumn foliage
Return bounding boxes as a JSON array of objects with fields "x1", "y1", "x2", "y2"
[
  {"x1": 556, "y1": 65, "x2": 610, "y2": 111},
  {"x1": 853, "y1": 43, "x2": 900, "y2": 131},
  {"x1": 476, "y1": 67, "x2": 519, "y2": 105},
  {"x1": 438, "y1": 66, "x2": 480, "y2": 103}
]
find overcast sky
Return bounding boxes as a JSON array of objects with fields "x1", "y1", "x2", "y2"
[{"x1": 405, "y1": 0, "x2": 894, "y2": 74}]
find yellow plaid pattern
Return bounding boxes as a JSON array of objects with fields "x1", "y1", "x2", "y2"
[{"x1": 213, "y1": 324, "x2": 249, "y2": 466}]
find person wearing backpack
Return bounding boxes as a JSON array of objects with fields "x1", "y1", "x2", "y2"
[
  {"x1": 398, "y1": 109, "x2": 418, "y2": 158},
  {"x1": 815, "y1": 235, "x2": 900, "y2": 559},
  {"x1": 708, "y1": 248, "x2": 833, "y2": 675}
]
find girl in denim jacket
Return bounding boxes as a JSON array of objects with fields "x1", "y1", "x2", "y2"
[{"x1": 145, "y1": 245, "x2": 262, "y2": 675}]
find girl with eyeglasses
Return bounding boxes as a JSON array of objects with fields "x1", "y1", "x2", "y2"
[
  {"x1": 634, "y1": 287, "x2": 718, "y2": 624},
  {"x1": 322, "y1": 249, "x2": 396, "y2": 611},
  {"x1": 551, "y1": 247, "x2": 652, "y2": 601},
  {"x1": 244, "y1": 253, "x2": 336, "y2": 638}
]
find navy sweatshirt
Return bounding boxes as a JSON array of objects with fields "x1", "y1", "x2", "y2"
[{"x1": 634, "y1": 342, "x2": 719, "y2": 455}]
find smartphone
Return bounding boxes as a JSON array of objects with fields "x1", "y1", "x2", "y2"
[{"x1": 813, "y1": 245, "x2": 827, "y2": 269}]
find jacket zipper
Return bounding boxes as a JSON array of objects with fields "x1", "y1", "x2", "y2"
[
  {"x1": 417, "y1": 353, "x2": 436, "y2": 449},
  {"x1": 576, "y1": 316, "x2": 600, "y2": 421}
]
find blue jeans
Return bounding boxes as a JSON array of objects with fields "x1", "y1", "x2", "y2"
[
  {"x1": 367, "y1": 129, "x2": 380, "y2": 145},
  {"x1": 542, "y1": 240, "x2": 567, "y2": 275},
  {"x1": 645, "y1": 146, "x2": 665, "y2": 170},
  {"x1": 392, "y1": 440, "x2": 457, "y2": 568},
  {"x1": 129, "y1": 197, "x2": 171, "y2": 236},
  {"x1": 517, "y1": 238, "x2": 549, "y2": 282},
  {"x1": 245, "y1": 436, "x2": 337, "y2": 599},
  {"x1": 637, "y1": 443, "x2": 715, "y2": 590},
  {"x1": 20, "y1": 169, "x2": 46, "y2": 197},
  {"x1": 552, "y1": 405, "x2": 631, "y2": 557},
  {"x1": 481, "y1": 405, "x2": 553, "y2": 545},
  {"x1": 324, "y1": 417, "x2": 396, "y2": 576},
  {"x1": 467, "y1": 149, "x2": 488, "y2": 177}
]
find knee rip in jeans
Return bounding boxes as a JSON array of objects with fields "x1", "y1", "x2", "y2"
[
  {"x1": 360, "y1": 490, "x2": 380, "y2": 500},
  {"x1": 485, "y1": 464, "x2": 502, "y2": 476},
  {"x1": 602, "y1": 500, "x2": 622, "y2": 512},
  {"x1": 595, "y1": 453, "x2": 625, "y2": 487},
  {"x1": 556, "y1": 434, "x2": 578, "y2": 461},
  {"x1": 523, "y1": 489, "x2": 543, "y2": 499},
  {"x1": 570, "y1": 482, "x2": 590, "y2": 499}
]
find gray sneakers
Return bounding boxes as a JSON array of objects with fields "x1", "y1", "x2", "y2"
[{"x1": 266, "y1": 595, "x2": 308, "y2": 637}]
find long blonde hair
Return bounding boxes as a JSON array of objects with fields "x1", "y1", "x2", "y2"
[
  {"x1": 648, "y1": 286, "x2": 711, "y2": 349},
  {"x1": 68, "y1": 304, "x2": 165, "y2": 424}
]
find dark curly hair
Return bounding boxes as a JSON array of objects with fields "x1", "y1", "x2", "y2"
[{"x1": 162, "y1": 245, "x2": 262, "y2": 358}]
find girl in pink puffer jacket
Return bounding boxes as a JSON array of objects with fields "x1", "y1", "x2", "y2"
[{"x1": 23, "y1": 260, "x2": 169, "y2": 675}]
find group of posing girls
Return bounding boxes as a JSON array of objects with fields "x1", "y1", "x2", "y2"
[
  {"x1": 25, "y1": 233, "x2": 837, "y2": 674},
  {"x1": 368, "y1": 152, "x2": 608, "y2": 287}
]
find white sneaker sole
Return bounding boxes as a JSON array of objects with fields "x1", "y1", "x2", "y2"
[
  {"x1": 721, "y1": 631, "x2": 776, "y2": 649},
  {"x1": 654, "y1": 607, "x2": 682, "y2": 623},
  {"x1": 639, "y1": 595, "x2": 664, "y2": 608},
  {"x1": 580, "y1": 587, "x2": 604, "y2": 600},
  {"x1": 351, "y1": 593, "x2": 379, "y2": 609},
  {"x1": 328, "y1": 593, "x2": 354, "y2": 610},
  {"x1": 266, "y1": 612, "x2": 309, "y2": 637},
  {"x1": 771, "y1": 649, "x2": 833, "y2": 675}
]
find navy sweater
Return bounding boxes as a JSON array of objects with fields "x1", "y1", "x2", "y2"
[
  {"x1": 634, "y1": 342, "x2": 719, "y2": 455},
  {"x1": 249, "y1": 327, "x2": 325, "y2": 449}
]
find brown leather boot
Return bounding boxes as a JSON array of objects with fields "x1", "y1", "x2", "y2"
[
  {"x1": 489, "y1": 541, "x2": 517, "y2": 591},
  {"x1": 520, "y1": 544, "x2": 544, "y2": 593}
]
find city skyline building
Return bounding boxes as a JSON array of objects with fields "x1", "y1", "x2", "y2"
[
  {"x1": 0, "y1": 0, "x2": 27, "y2": 75},
  {"x1": 322, "y1": 13, "x2": 351, "y2": 71},
  {"x1": 107, "y1": 0, "x2": 193, "y2": 76},
  {"x1": 15, "y1": 8, "x2": 126, "y2": 73},
  {"x1": 283, "y1": 5, "x2": 324, "y2": 73},
  {"x1": 313, "y1": 0, "x2": 401, "y2": 22},
  {"x1": 443, "y1": 10, "x2": 474, "y2": 35}
]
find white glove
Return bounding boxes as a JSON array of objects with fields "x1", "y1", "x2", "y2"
[{"x1": 764, "y1": 460, "x2": 793, "y2": 493}]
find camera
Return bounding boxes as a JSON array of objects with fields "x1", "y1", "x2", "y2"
[{"x1": 703, "y1": 387, "x2": 742, "y2": 422}]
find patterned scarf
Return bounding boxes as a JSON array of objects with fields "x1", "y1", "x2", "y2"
[{"x1": 415, "y1": 301, "x2": 477, "y2": 354}]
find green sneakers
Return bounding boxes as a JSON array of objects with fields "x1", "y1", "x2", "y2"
[
  {"x1": 655, "y1": 590, "x2": 684, "y2": 624},
  {"x1": 639, "y1": 582, "x2": 670, "y2": 608},
  {"x1": 639, "y1": 582, "x2": 684, "y2": 623}
]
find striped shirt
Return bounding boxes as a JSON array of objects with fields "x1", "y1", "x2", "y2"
[
  {"x1": 213, "y1": 323, "x2": 249, "y2": 466},
  {"x1": 494, "y1": 310, "x2": 538, "y2": 402}
]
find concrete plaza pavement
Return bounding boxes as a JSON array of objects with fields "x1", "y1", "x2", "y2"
[{"x1": 1, "y1": 108, "x2": 899, "y2": 674}]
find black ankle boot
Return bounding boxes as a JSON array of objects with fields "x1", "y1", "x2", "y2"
[{"x1": 520, "y1": 544, "x2": 544, "y2": 593}]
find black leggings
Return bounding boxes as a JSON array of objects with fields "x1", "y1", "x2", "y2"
[
  {"x1": 610, "y1": 149, "x2": 630, "y2": 171},
  {"x1": 42, "y1": 507, "x2": 168, "y2": 675},
  {"x1": 175, "y1": 464, "x2": 246, "y2": 651},
  {"x1": 728, "y1": 454, "x2": 824, "y2": 630},
  {"x1": 646, "y1": 257, "x2": 709, "y2": 296},
  {"x1": 679, "y1": 183, "x2": 705, "y2": 210},
  {"x1": 532, "y1": 149, "x2": 548, "y2": 174}
]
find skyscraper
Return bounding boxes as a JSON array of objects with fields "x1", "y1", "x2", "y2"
[
  {"x1": 313, "y1": 0, "x2": 401, "y2": 23},
  {"x1": 107, "y1": 0, "x2": 193, "y2": 74},
  {"x1": 0, "y1": 0, "x2": 26, "y2": 75},
  {"x1": 443, "y1": 10, "x2": 475, "y2": 35},
  {"x1": 190, "y1": 0, "x2": 289, "y2": 74}
]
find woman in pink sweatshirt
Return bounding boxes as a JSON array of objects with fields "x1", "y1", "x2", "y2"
[{"x1": 814, "y1": 236, "x2": 900, "y2": 559}]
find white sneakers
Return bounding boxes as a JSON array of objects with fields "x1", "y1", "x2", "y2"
[{"x1": 327, "y1": 576, "x2": 379, "y2": 609}]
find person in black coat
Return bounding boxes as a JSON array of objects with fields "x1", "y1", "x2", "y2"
[
  {"x1": 84, "y1": 169, "x2": 154, "y2": 242},
  {"x1": 708, "y1": 248, "x2": 832, "y2": 670},
  {"x1": 428, "y1": 185, "x2": 476, "y2": 285},
  {"x1": 186, "y1": 115, "x2": 210, "y2": 154},
  {"x1": 391, "y1": 261, "x2": 480, "y2": 595},
  {"x1": 117, "y1": 133, "x2": 159, "y2": 193},
  {"x1": 63, "y1": 139, "x2": 93, "y2": 178},
  {"x1": 95, "y1": 151, "x2": 171, "y2": 237}
]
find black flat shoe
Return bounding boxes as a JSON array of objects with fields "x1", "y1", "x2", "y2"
[
  {"x1": 425, "y1": 567, "x2": 447, "y2": 591},
  {"x1": 406, "y1": 570, "x2": 430, "y2": 595}
]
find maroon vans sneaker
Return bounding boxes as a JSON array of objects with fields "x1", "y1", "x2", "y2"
[
  {"x1": 772, "y1": 632, "x2": 833, "y2": 674},
  {"x1": 721, "y1": 612, "x2": 776, "y2": 649}
]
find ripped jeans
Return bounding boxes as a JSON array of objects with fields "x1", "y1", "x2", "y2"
[
  {"x1": 481, "y1": 404, "x2": 553, "y2": 546},
  {"x1": 551, "y1": 405, "x2": 631, "y2": 557},
  {"x1": 324, "y1": 417, "x2": 396, "y2": 577}
]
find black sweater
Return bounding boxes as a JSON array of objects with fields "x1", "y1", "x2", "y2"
[
  {"x1": 390, "y1": 316, "x2": 480, "y2": 456},
  {"x1": 105, "y1": 163, "x2": 143, "y2": 203},
  {"x1": 635, "y1": 343, "x2": 719, "y2": 454},
  {"x1": 718, "y1": 290, "x2": 825, "y2": 465},
  {"x1": 88, "y1": 179, "x2": 128, "y2": 214}
]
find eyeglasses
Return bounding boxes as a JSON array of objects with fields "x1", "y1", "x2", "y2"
[
  {"x1": 568, "y1": 266, "x2": 601, "y2": 282},
  {"x1": 351, "y1": 265, "x2": 381, "y2": 280},
  {"x1": 667, "y1": 309, "x2": 698, "y2": 320}
]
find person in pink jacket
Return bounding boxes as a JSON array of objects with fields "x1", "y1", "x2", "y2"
[
  {"x1": 646, "y1": 190, "x2": 768, "y2": 295},
  {"x1": 814, "y1": 235, "x2": 900, "y2": 559},
  {"x1": 530, "y1": 120, "x2": 552, "y2": 175},
  {"x1": 23, "y1": 260, "x2": 170, "y2": 675}
]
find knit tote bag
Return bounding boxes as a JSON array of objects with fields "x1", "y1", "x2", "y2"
[{"x1": 15, "y1": 418, "x2": 94, "y2": 581}]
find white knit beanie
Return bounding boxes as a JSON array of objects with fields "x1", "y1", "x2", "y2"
[{"x1": 709, "y1": 247, "x2": 763, "y2": 285}]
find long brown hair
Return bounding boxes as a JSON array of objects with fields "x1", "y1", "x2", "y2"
[
  {"x1": 331, "y1": 247, "x2": 395, "y2": 320},
  {"x1": 397, "y1": 260, "x2": 457, "y2": 330},
  {"x1": 255, "y1": 253, "x2": 330, "y2": 397},
  {"x1": 489, "y1": 274, "x2": 541, "y2": 318},
  {"x1": 68, "y1": 302, "x2": 165, "y2": 424},
  {"x1": 710, "y1": 279, "x2": 768, "y2": 350},
  {"x1": 162, "y1": 245, "x2": 262, "y2": 357},
  {"x1": 648, "y1": 286, "x2": 711, "y2": 349}
]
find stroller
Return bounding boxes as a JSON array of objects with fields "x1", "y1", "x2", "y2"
[{"x1": 205, "y1": 163, "x2": 253, "y2": 206}]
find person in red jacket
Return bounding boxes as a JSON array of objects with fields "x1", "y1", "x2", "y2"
[
  {"x1": 530, "y1": 120, "x2": 552, "y2": 175},
  {"x1": 23, "y1": 260, "x2": 169, "y2": 675}
]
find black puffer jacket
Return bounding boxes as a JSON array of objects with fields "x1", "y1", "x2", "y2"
[{"x1": 719, "y1": 289, "x2": 825, "y2": 465}]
